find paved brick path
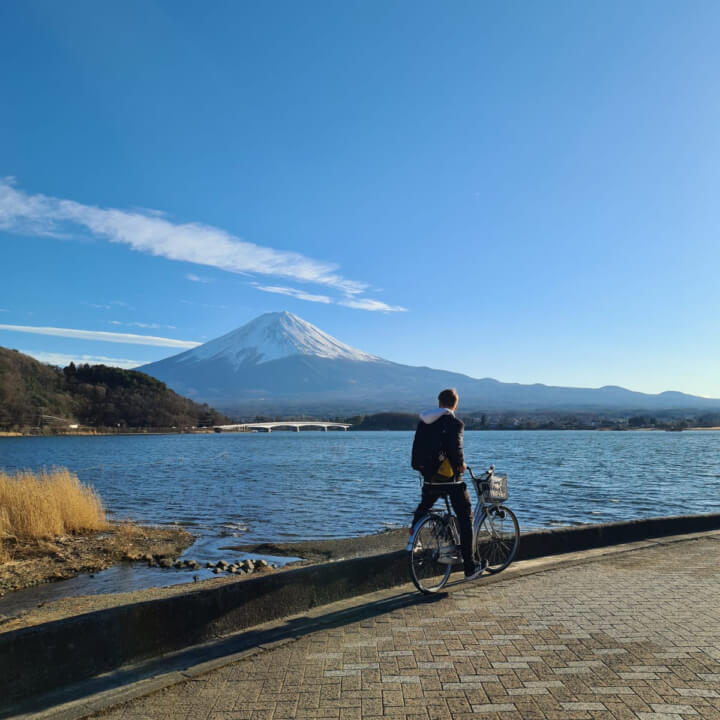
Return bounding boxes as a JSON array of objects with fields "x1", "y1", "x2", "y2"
[{"x1": 93, "y1": 535, "x2": 720, "y2": 720}]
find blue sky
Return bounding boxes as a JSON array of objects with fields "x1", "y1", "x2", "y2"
[{"x1": 1, "y1": 0, "x2": 719, "y2": 397}]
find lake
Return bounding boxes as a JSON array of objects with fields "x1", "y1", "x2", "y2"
[
  {"x1": 1, "y1": 429, "x2": 719, "y2": 607},
  {"x1": 2, "y1": 430, "x2": 719, "y2": 543}
]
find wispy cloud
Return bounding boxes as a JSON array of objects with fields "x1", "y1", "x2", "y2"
[
  {"x1": 0, "y1": 323, "x2": 200, "y2": 348},
  {"x1": 21, "y1": 350, "x2": 148, "y2": 369},
  {"x1": 252, "y1": 284, "x2": 332, "y2": 304},
  {"x1": 186, "y1": 273, "x2": 213, "y2": 283},
  {"x1": 110, "y1": 320, "x2": 177, "y2": 330},
  {"x1": 0, "y1": 178, "x2": 366, "y2": 295},
  {"x1": 180, "y1": 299, "x2": 229, "y2": 310},
  {"x1": 82, "y1": 301, "x2": 130, "y2": 310},
  {"x1": 0, "y1": 308, "x2": 8, "y2": 313},
  {"x1": 339, "y1": 298, "x2": 407, "y2": 313}
]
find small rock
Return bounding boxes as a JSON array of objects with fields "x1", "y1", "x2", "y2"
[
  {"x1": 189, "y1": 561, "x2": 201, "y2": 570},
  {"x1": 158, "y1": 558, "x2": 173, "y2": 569},
  {"x1": 228, "y1": 564, "x2": 238, "y2": 572},
  {"x1": 242, "y1": 559, "x2": 255, "y2": 571},
  {"x1": 205, "y1": 561, "x2": 214, "y2": 568},
  {"x1": 217, "y1": 560, "x2": 228, "y2": 569},
  {"x1": 173, "y1": 560, "x2": 184, "y2": 569},
  {"x1": 212, "y1": 567, "x2": 222, "y2": 574},
  {"x1": 256, "y1": 559, "x2": 269, "y2": 568}
]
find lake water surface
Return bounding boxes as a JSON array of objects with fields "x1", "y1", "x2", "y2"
[
  {"x1": 1, "y1": 430, "x2": 719, "y2": 607},
  {"x1": 2, "y1": 430, "x2": 719, "y2": 542}
]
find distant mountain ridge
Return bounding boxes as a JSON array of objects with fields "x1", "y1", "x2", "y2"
[{"x1": 138, "y1": 312, "x2": 720, "y2": 416}]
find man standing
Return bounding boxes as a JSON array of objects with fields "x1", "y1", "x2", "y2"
[{"x1": 410, "y1": 388, "x2": 485, "y2": 580}]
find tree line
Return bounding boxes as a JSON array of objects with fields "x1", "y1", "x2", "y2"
[{"x1": 0, "y1": 348, "x2": 230, "y2": 432}]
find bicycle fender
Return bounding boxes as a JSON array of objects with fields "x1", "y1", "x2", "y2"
[
  {"x1": 407, "y1": 514, "x2": 442, "y2": 552},
  {"x1": 407, "y1": 517, "x2": 425, "y2": 551}
]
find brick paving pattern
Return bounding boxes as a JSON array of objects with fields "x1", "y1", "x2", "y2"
[{"x1": 93, "y1": 536, "x2": 720, "y2": 719}]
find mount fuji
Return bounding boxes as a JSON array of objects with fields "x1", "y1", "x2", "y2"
[{"x1": 138, "y1": 312, "x2": 720, "y2": 416}]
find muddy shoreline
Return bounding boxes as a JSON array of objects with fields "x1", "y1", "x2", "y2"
[
  {"x1": 0, "y1": 523, "x2": 194, "y2": 597},
  {"x1": 0, "y1": 528, "x2": 408, "y2": 633},
  {"x1": 222, "y1": 528, "x2": 409, "y2": 564}
]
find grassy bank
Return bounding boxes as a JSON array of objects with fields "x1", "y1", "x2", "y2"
[
  {"x1": 0, "y1": 469, "x2": 107, "y2": 562},
  {"x1": 0, "y1": 469, "x2": 194, "y2": 596}
]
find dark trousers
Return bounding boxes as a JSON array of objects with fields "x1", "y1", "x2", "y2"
[{"x1": 412, "y1": 481, "x2": 474, "y2": 575}]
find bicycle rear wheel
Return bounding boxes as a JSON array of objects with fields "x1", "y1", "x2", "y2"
[
  {"x1": 409, "y1": 515, "x2": 453, "y2": 593},
  {"x1": 474, "y1": 505, "x2": 519, "y2": 573}
]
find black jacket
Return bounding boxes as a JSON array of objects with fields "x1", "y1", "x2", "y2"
[{"x1": 411, "y1": 413, "x2": 465, "y2": 482}]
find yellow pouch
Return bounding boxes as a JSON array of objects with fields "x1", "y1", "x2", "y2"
[{"x1": 436, "y1": 457, "x2": 454, "y2": 477}]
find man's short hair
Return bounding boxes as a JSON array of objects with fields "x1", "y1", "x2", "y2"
[{"x1": 438, "y1": 388, "x2": 458, "y2": 409}]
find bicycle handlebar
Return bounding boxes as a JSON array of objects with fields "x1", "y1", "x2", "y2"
[{"x1": 466, "y1": 464, "x2": 494, "y2": 481}]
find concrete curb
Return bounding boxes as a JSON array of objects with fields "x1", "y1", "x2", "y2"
[
  {"x1": 514, "y1": 511, "x2": 720, "y2": 561},
  {"x1": 2, "y1": 513, "x2": 720, "y2": 716}
]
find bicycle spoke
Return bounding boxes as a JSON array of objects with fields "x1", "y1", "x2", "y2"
[
  {"x1": 410, "y1": 516, "x2": 453, "y2": 593},
  {"x1": 474, "y1": 505, "x2": 520, "y2": 574}
]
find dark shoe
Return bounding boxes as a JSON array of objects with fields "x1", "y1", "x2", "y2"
[{"x1": 464, "y1": 559, "x2": 488, "y2": 581}]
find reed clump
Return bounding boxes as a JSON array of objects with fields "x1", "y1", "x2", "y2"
[
  {"x1": 0, "y1": 507, "x2": 11, "y2": 563},
  {"x1": 0, "y1": 468, "x2": 108, "y2": 551}
]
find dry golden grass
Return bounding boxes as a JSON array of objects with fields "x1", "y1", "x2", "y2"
[
  {"x1": 0, "y1": 468, "x2": 108, "y2": 549},
  {"x1": 0, "y1": 507, "x2": 11, "y2": 562}
]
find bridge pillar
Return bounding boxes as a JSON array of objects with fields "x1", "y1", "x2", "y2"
[
  {"x1": 323, "y1": 426, "x2": 328, "y2": 432},
  {"x1": 295, "y1": 426, "x2": 300, "y2": 432}
]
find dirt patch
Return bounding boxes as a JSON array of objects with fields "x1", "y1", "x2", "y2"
[
  {"x1": 0, "y1": 523, "x2": 193, "y2": 597},
  {"x1": 223, "y1": 527, "x2": 409, "y2": 564}
]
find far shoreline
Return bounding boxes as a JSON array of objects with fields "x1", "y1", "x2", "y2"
[{"x1": 3, "y1": 427, "x2": 720, "y2": 438}]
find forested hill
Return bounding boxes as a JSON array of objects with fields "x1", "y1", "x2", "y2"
[{"x1": 0, "y1": 347, "x2": 231, "y2": 431}]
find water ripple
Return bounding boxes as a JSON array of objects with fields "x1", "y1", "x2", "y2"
[{"x1": 1, "y1": 430, "x2": 719, "y2": 544}]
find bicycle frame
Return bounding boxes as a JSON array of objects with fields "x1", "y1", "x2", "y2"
[
  {"x1": 406, "y1": 467, "x2": 500, "y2": 559},
  {"x1": 408, "y1": 465, "x2": 519, "y2": 592}
]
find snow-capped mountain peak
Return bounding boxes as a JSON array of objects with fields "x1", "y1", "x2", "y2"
[{"x1": 181, "y1": 311, "x2": 380, "y2": 368}]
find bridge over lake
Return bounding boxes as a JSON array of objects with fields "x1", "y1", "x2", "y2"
[{"x1": 213, "y1": 421, "x2": 351, "y2": 433}]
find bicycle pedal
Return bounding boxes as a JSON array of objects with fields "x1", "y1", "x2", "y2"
[{"x1": 437, "y1": 549, "x2": 460, "y2": 564}]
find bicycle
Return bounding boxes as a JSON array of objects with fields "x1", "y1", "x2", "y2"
[{"x1": 407, "y1": 465, "x2": 520, "y2": 594}]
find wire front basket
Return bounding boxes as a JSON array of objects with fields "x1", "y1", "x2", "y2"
[{"x1": 482, "y1": 473, "x2": 508, "y2": 502}]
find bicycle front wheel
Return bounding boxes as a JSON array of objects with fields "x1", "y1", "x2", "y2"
[
  {"x1": 474, "y1": 505, "x2": 519, "y2": 573},
  {"x1": 409, "y1": 515, "x2": 453, "y2": 593}
]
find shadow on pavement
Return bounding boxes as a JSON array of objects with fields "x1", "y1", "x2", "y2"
[{"x1": 3, "y1": 585, "x2": 448, "y2": 719}]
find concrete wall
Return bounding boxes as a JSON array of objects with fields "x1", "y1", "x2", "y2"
[{"x1": 2, "y1": 513, "x2": 720, "y2": 709}]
